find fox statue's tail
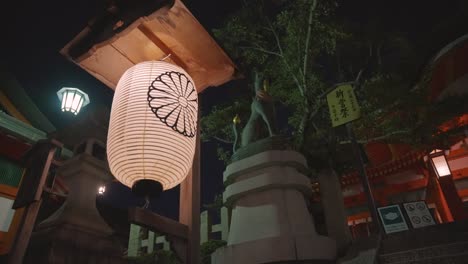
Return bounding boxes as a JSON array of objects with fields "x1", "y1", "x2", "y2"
[{"x1": 232, "y1": 114, "x2": 241, "y2": 153}]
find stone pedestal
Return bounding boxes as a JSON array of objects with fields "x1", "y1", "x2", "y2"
[
  {"x1": 24, "y1": 151, "x2": 124, "y2": 264},
  {"x1": 212, "y1": 149, "x2": 337, "y2": 264}
]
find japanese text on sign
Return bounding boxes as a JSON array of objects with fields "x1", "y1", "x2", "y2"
[{"x1": 326, "y1": 84, "x2": 361, "y2": 127}]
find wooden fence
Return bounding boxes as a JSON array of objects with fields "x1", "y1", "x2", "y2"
[{"x1": 128, "y1": 207, "x2": 230, "y2": 257}]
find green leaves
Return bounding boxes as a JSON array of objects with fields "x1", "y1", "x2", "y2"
[
  {"x1": 200, "y1": 240, "x2": 227, "y2": 264},
  {"x1": 206, "y1": 0, "x2": 346, "y2": 161},
  {"x1": 125, "y1": 250, "x2": 179, "y2": 264},
  {"x1": 204, "y1": 0, "x2": 466, "y2": 167},
  {"x1": 201, "y1": 99, "x2": 250, "y2": 144}
]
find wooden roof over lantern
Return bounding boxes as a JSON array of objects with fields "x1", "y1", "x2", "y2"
[{"x1": 60, "y1": 0, "x2": 235, "y2": 92}]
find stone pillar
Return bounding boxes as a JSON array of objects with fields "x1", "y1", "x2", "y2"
[
  {"x1": 212, "y1": 149, "x2": 337, "y2": 264},
  {"x1": 128, "y1": 224, "x2": 143, "y2": 257},
  {"x1": 219, "y1": 206, "x2": 230, "y2": 241},
  {"x1": 317, "y1": 168, "x2": 352, "y2": 255},
  {"x1": 200, "y1": 210, "x2": 212, "y2": 244},
  {"x1": 38, "y1": 147, "x2": 112, "y2": 231},
  {"x1": 23, "y1": 140, "x2": 124, "y2": 264}
]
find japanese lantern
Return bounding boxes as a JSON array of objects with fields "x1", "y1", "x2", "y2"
[{"x1": 107, "y1": 61, "x2": 198, "y2": 196}]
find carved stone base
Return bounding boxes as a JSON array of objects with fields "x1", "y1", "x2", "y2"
[
  {"x1": 24, "y1": 223, "x2": 125, "y2": 264},
  {"x1": 212, "y1": 150, "x2": 337, "y2": 264},
  {"x1": 24, "y1": 153, "x2": 124, "y2": 263}
]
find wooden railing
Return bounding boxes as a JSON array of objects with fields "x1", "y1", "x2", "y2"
[{"x1": 127, "y1": 206, "x2": 231, "y2": 257}]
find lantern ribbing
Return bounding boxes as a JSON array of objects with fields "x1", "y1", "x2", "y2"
[{"x1": 107, "y1": 61, "x2": 198, "y2": 193}]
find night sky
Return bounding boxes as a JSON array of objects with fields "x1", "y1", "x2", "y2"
[
  {"x1": 0, "y1": 0, "x2": 241, "y2": 220},
  {"x1": 1, "y1": 0, "x2": 466, "y2": 221}
]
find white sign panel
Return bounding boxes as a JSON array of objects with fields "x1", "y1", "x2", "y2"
[
  {"x1": 0, "y1": 197, "x2": 15, "y2": 232},
  {"x1": 377, "y1": 205, "x2": 409, "y2": 234},
  {"x1": 403, "y1": 201, "x2": 436, "y2": 228}
]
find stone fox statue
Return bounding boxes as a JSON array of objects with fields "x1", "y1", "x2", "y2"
[{"x1": 233, "y1": 72, "x2": 278, "y2": 152}]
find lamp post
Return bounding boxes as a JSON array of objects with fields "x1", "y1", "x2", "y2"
[
  {"x1": 426, "y1": 149, "x2": 468, "y2": 221},
  {"x1": 56, "y1": 87, "x2": 90, "y2": 115}
]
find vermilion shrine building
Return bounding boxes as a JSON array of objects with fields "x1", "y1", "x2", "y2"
[
  {"x1": 327, "y1": 34, "x2": 468, "y2": 236},
  {"x1": 0, "y1": 69, "x2": 70, "y2": 255}
]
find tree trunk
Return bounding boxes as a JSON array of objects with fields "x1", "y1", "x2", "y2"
[
  {"x1": 297, "y1": 103, "x2": 310, "y2": 147},
  {"x1": 317, "y1": 167, "x2": 352, "y2": 256}
]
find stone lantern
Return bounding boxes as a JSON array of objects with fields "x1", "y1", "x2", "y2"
[{"x1": 24, "y1": 106, "x2": 125, "y2": 264}]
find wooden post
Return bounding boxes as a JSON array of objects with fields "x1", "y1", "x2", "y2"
[
  {"x1": 438, "y1": 175, "x2": 468, "y2": 221},
  {"x1": 8, "y1": 140, "x2": 60, "y2": 264},
  {"x1": 8, "y1": 200, "x2": 42, "y2": 264},
  {"x1": 179, "y1": 122, "x2": 201, "y2": 263}
]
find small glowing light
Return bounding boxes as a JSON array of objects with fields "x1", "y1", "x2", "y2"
[
  {"x1": 98, "y1": 186, "x2": 106, "y2": 195},
  {"x1": 56, "y1": 87, "x2": 90, "y2": 115},
  {"x1": 428, "y1": 149, "x2": 451, "y2": 178}
]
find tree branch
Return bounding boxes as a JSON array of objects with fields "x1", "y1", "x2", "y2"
[
  {"x1": 265, "y1": 17, "x2": 304, "y2": 96},
  {"x1": 265, "y1": 18, "x2": 284, "y2": 55},
  {"x1": 308, "y1": 98, "x2": 325, "y2": 120},
  {"x1": 239, "y1": 46, "x2": 282, "y2": 56},
  {"x1": 302, "y1": 0, "x2": 317, "y2": 89},
  {"x1": 212, "y1": 136, "x2": 234, "y2": 144},
  {"x1": 339, "y1": 129, "x2": 411, "y2": 144},
  {"x1": 311, "y1": 121, "x2": 319, "y2": 133},
  {"x1": 354, "y1": 69, "x2": 364, "y2": 86}
]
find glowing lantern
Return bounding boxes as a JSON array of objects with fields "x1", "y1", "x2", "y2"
[
  {"x1": 427, "y1": 149, "x2": 451, "y2": 178},
  {"x1": 107, "y1": 61, "x2": 198, "y2": 196},
  {"x1": 56, "y1": 87, "x2": 90, "y2": 115}
]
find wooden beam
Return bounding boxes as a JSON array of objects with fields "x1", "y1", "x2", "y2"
[
  {"x1": 0, "y1": 91, "x2": 30, "y2": 125},
  {"x1": 137, "y1": 24, "x2": 188, "y2": 69},
  {"x1": 452, "y1": 168, "x2": 468, "y2": 180},
  {"x1": 179, "y1": 106, "x2": 201, "y2": 264},
  {"x1": 347, "y1": 211, "x2": 371, "y2": 223},
  {"x1": 344, "y1": 177, "x2": 429, "y2": 207},
  {"x1": 12, "y1": 140, "x2": 61, "y2": 209},
  {"x1": 0, "y1": 184, "x2": 19, "y2": 198},
  {"x1": 128, "y1": 207, "x2": 188, "y2": 240},
  {"x1": 457, "y1": 188, "x2": 468, "y2": 198}
]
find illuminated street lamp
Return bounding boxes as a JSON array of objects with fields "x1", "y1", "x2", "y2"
[
  {"x1": 56, "y1": 87, "x2": 90, "y2": 115},
  {"x1": 427, "y1": 149, "x2": 451, "y2": 178}
]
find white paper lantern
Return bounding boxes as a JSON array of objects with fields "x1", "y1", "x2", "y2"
[{"x1": 107, "y1": 61, "x2": 198, "y2": 193}]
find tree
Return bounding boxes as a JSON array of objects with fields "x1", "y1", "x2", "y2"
[
  {"x1": 202, "y1": 0, "x2": 468, "y2": 254},
  {"x1": 125, "y1": 250, "x2": 180, "y2": 264},
  {"x1": 200, "y1": 240, "x2": 227, "y2": 264}
]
